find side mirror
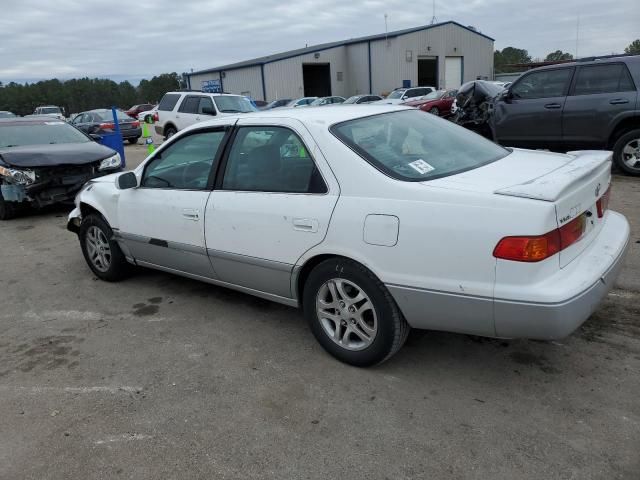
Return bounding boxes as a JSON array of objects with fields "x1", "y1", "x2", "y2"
[
  {"x1": 201, "y1": 107, "x2": 216, "y2": 116},
  {"x1": 117, "y1": 171, "x2": 138, "y2": 190},
  {"x1": 89, "y1": 133, "x2": 102, "y2": 142}
]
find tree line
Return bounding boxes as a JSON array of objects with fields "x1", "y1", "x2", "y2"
[
  {"x1": 0, "y1": 72, "x2": 184, "y2": 116},
  {"x1": 495, "y1": 39, "x2": 640, "y2": 73}
]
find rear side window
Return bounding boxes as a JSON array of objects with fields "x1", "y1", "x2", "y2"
[
  {"x1": 158, "y1": 93, "x2": 181, "y2": 111},
  {"x1": 573, "y1": 64, "x2": 636, "y2": 95},
  {"x1": 331, "y1": 109, "x2": 509, "y2": 182},
  {"x1": 512, "y1": 68, "x2": 573, "y2": 99},
  {"x1": 178, "y1": 96, "x2": 201, "y2": 114},
  {"x1": 221, "y1": 126, "x2": 327, "y2": 193}
]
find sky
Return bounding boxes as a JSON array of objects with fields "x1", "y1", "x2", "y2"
[{"x1": 0, "y1": 0, "x2": 638, "y2": 84}]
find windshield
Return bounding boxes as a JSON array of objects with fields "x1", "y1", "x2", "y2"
[
  {"x1": 40, "y1": 107, "x2": 62, "y2": 114},
  {"x1": 213, "y1": 96, "x2": 257, "y2": 113},
  {"x1": 387, "y1": 90, "x2": 405, "y2": 99},
  {"x1": 310, "y1": 98, "x2": 325, "y2": 106},
  {"x1": 423, "y1": 91, "x2": 443, "y2": 100},
  {"x1": 331, "y1": 110, "x2": 509, "y2": 181},
  {"x1": 344, "y1": 96, "x2": 360, "y2": 104},
  {"x1": 0, "y1": 121, "x2": 90, "y2": 148}
]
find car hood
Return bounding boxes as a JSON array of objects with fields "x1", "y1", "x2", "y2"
[
  {"x1": 423, "y1": 148, "x2": 610, "y2": 201},
  {"x1": 0, "y1": 142, "x2": 116, "y2": 168},
  {"x1": 374, "y1": 99, "x2": 403, "y2": 105}
]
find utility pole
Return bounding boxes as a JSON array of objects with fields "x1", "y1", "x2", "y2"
[{"x1": 430, "y1": 0, "x2": 437, "y2": 24}]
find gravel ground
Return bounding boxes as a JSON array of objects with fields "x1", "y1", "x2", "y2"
[{"x1": 0, "y1": 143, "x2": 638, "y2": 479}]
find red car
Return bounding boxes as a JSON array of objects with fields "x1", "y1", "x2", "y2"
[
  {"x1": 125, "y1": 104, "x2": 156, "y2": 119},
  {"x1": 402, "y1": 90, "x2": 457, "y2": 117}
]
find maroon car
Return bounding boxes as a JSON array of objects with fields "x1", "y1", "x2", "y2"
[
  {"x1": 125, "y1": 104, "x2": 156, "y2": 119},
  {"x1": 402, "y1": 90, "x2": 457, "y2": 117}
]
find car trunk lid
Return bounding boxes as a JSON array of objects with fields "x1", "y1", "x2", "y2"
[{"x1": 425, "y1": 149, "x2": 612, "y2": 267}]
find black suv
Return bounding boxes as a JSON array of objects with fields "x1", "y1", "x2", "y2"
[{"x1": 491, "y1": 55, "x2": 640, "y2": 175}]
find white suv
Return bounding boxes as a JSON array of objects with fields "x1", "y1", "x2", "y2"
[{"x1": 154, "y1": 91, "x2": 257, "y2": 139}]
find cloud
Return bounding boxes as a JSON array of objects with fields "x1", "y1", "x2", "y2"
[{"x1": 0, "y1": 0, "x2": 638, "y2": 82}]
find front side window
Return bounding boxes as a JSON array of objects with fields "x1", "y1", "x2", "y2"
[
  {"x1": 141, "y1": 130, "x2": 226, "y2": 190},
  {"x1": 573, "y1": 64, "x2": 636, "y2": 95},
  {"x1": 221, "y1": 126, "x2": 327, "y2": 193},
  {"x1": 331, "y1": 109, "x2": 509, "y2": 181},
  {"x1": 198, "y1": 97, "x2": 215, "y2": 114},
  {"x1": 512, "y1": 68, "x2": 573, "y2": 99}
]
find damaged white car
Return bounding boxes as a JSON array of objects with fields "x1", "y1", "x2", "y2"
[{"x1": 68, "y1": 106, "x2": 630, "y2": 366}]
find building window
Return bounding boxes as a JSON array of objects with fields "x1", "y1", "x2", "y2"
[{"x1": 337, "y1": 71, "x2": 343, "y2": 82}]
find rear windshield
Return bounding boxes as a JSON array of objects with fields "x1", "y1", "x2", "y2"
[
  {"x1": 40, "y1": 107, "x2": 62, "y2": 114},
  {"x1": 96, "y1": 110, "x2": 132, "y2": 121},
  {"x1": 330, "y1": 110, "x2": 509, "y2": 181},
  {"x1": 0, "y1": 122, "x2": 90, "y2": 148},
  {"x1": 158, "y1": 93, "x2": 181, "y2": 111},
  {"x1": 213, "y1": 96, "x2": 257, "y2": 113}
]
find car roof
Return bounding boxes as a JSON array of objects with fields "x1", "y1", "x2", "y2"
[
  {"x1": 0, "y1": 116, "x2": 67, "y2": 125},
  {"x1": 530, "y1": 54, "x2": 640, "y2": 72},
  {"x1": 165, "y1": 91, "x2": 245, "y2": 97},
  {"x1": 189, "y1": 104, "x2": 408, "y2": 129}
]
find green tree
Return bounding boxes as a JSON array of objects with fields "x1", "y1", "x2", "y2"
[
  {"x1": 494, "y1": 47, "x2": 532, "y2": 73},
  {"x1": 625, "y1": 39, "x2": 640, "y2": 55},
  {"x1": 545, "y1": 50, "x2": 574, "y2": 61}
]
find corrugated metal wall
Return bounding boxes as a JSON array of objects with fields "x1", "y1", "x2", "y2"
[
  {"x1": 264, "y1": 45, "x2": 348, "y2": 100},
  {"x1": 370, "y1": 23, "x2": 493, "y2": 95},
  {"x1": 222, "y1": 66, "x2": 264, "y2": 100},
  {"x1": 188, "y1": 72, "x2": 221, "y2": 90},
  {"x1": 346, "y1": 43, "x2": 370, "y2": 95},
  {"x1": 188, "y1": 24, "x2": 494, "y2": 101}
]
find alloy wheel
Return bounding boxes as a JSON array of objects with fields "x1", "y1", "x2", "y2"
[
  {"x1": 621, "y1": 138, "x2": 640, "y2": 172},
  {"x1": 85, "y1": 226, "x2": 112, "y2": 273},
  {"x1": 316, "y1": 278, "x2": 378, "y2": 351}
]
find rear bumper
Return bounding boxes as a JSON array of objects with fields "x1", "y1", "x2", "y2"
[
  {"x1": 121, "y1": 127, "x2": 141, "y2": 139},
  {"x1": 154, "y1": 125, "x2": 164, "y2": 135},
  {"x1": 494, "y1": 211, "x2": 630, "y2": 339},
  {"x1": 388, "y1": 211, "x2": 630, "y2": 340}
]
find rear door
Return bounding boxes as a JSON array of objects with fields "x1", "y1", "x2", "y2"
[
  {"x1": 175, "y1": 95, "x2": 201, "y2": 130},
  {"x1": 493, "y1": 67, "x2": 574, "y2": 147},
  {"x1": 205, "y1": 118, "x2": 339, "y2": 299},
  {"x1": 562, "y1": 63, "x2": 637, "y2": 147}
]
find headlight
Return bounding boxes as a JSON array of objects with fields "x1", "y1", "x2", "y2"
[
  {"x1": 0, "y1": 165, "x2": 36, "y2": 185},
  {"x1": 98, "y1": 153, "x2": 122, "y2": 171}
]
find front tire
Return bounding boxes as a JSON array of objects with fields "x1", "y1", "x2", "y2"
[
  {"x1": 612, "y1": 128, "x2": 640, "y2": 176},
  {"x1": 303, "y1": 258, "x2": 409, "y2": 366},
  {"x1": 0, "y1": 189, "x2": 20, "y2": 220},
  {"x1": 79, "y1": 214, "x2": 131, "y2": 281}
]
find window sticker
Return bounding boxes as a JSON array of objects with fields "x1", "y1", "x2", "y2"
[{"x1": 408, "y1": 159, "x2": 435, "y2": 175}]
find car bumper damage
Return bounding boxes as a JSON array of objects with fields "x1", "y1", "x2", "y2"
[
  {"x1": 1, "y1": 161, "x2": 117, "y2": 208},
  {"x1": 388, "y1": 211, "x2": 630, "y2": 340}
]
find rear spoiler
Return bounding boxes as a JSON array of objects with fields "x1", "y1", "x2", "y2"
[{"x1": 494, "y1": 150, "x2": 612, "y2": 202}]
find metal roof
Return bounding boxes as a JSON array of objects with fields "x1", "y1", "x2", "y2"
[{"x1": 189, "y1": 21, "x2": 494, "y2": 76}]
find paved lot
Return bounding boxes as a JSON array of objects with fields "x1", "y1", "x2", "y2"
[{"x1": 0, "y1": 144, "x2": 638, "y2": 479}]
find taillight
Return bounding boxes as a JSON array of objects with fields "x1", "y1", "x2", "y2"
[
  {"x1": 153, "y1": 111, "x2": 159, "y2": 122},
  {"x1": 99, "y1": 122, "x2": 115, "y2": 130},
  {"x1": 132, "y1": 121, "x2": 140, "y2": 128},
  {"x1": 494, "y1": 214, "x2": 586, "y2": 262},
  {"x1": 596, "y1": 185, "x2": 611, "y2": 218}
]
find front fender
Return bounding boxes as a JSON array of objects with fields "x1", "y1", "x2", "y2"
[{"x1": 66, "y1": 179, "x2": 121, "y2": 234}]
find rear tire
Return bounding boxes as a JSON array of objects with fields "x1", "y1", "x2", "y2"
[
  {"x1": 612, "y1": 128, "x2": 640, "y2": 176},
  {"x1": 79, "y1": 213, "x2": 131, "y2": 281},
  {"x1": 164, "y1": 126, "x2": 177, "y2": 139},
  {"x1": 128, "y1": 137, "x2": 139, "y2": 145},
  {"x1": 303, "y1": 258, "x2": 410, "y2": 366}
]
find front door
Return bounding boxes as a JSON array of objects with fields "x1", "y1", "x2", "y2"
[
  {"x1": 118, "y1": 127, "x2": 229, "y2": 278},
  {"x1": 205, "y1": 118, "x2": 339, "y2": 299},
  {"x1": 493, "y1": 67, "x2": 574, "y2": 147}
]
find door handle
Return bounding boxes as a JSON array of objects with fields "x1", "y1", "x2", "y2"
[
  {"x1": 544, "y1": 103, "x2": 561, "y2": 109},
  {"x1": 292, "y1": 218, "x2": 319, "y2": 233},
  {"x1": 609, "y1": 99, "x2": 629, "y2": 105},
  {"x1": 182, "y1": 209, "x2": 200, "y2": 221}
]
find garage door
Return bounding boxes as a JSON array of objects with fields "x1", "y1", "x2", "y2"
[{"x1": 445, "y1": 57, "x2": 462, "y2": 89}]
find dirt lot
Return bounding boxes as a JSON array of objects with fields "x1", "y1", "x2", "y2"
[{"x1": 0, "y1": 143, "x2": 638, "y2": 479}]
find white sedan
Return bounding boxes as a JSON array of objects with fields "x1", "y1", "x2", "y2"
[{"x1": 67, "y1": 106, "x2": 630, "y2": 366}]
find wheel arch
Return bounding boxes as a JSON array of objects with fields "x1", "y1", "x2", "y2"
[
  {"x1": 163, "y1": 122, "x2": 178, "y2": 136},
  {"x1": 608, "y1": 114, "x2": 640, "y2": 148},
  {"x1": 293, "y1": 252, "x2": 386, "y2": 307}
]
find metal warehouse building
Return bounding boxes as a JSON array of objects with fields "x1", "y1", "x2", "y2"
[{"x1": 186, "y1": 21, "x2": 494, "y2": 102}]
